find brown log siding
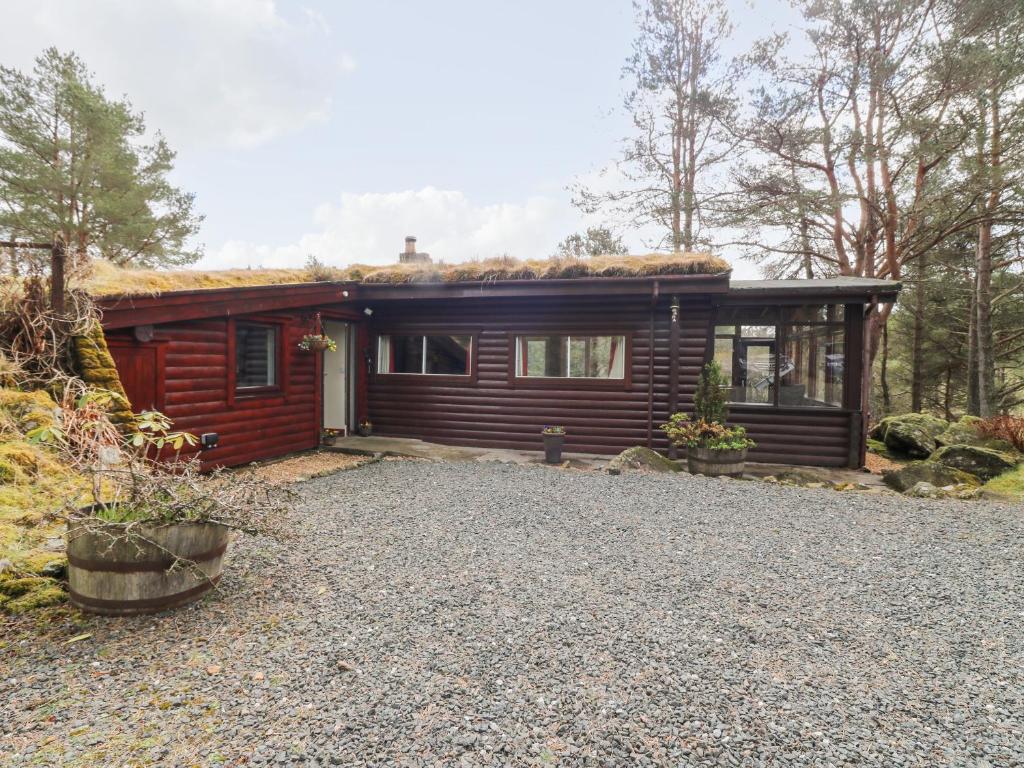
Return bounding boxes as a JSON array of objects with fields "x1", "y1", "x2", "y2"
[
  {"x1": 366, "y1": 294, "x2": 858, "y2": 466},
  {"x1": 106, "y1": 313, "x2": 319, "y2": 469}
]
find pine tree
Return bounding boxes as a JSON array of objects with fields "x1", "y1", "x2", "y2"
[{"x1": 0, "y1": 49, "x2": 202, "y2": 269}]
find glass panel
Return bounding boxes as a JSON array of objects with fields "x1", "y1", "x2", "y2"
[
  {"x1": 381, "y1": 335, "x2": 423, "y2": 374},
  {"x1": 568, "y1": 336, "x2": 625, "y2": 378},
  {"x1": 780, "y1": 325, "x2": 845, "y2": 407},
  {"x1": 783, "y1": 304, "x2": 845, "y2": 323},
  {"x1": 236, "y1": 323, "x2": 276, "y2": 388},
  {"x1": 518, "y1": 336, "x2": 568, "y2": 377},
  {"x1": 425, "y1": 335, "x2": 471, "y2": 375},
  {"x1": 516, "y1": 335, "x2": 625, "y2": 379},
  {"x1": 714, "y1": 323, "x2": 776, "y2": 405}
]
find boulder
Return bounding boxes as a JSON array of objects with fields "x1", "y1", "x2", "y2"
[
  {"x1": 871, "y1": 413, "x2": 946, "y2": 441},
  {"x1": 775, "y1": 468, "x2": 835, "y2": 487},
  {"x1": 906, "y1": 481, "x2": 941, "y2": 499},
  {"x1": 606, "y1": 446, "x2": 681, "y2": 475},
  {"x1": 936, "y1": 416, "x2": 1015, "y2": 452},
  {"x1": 879, "y1": 414, "x2": 949, "y2": 458},
  {"x1": 882, "y1": 461, "x2": 981, "y2": 494},
  {"x1": 930, "y1": 444, "x2": 1017, "y2": 481}
]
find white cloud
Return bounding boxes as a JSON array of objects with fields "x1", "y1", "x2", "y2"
[
  {"x1": 201, "y1": 187, "x2": 582, "y2": 269},
  {"x1": 1, "y1": 0, "x2": 349, "y2": 149}
]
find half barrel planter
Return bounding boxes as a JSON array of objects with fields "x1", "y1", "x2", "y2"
[
  {"x1": 67, "y1": 520, "x2": 230, "y2": 616},
  {"x1": 687, "y1": 446, "x2": 748, "y2": 478}
]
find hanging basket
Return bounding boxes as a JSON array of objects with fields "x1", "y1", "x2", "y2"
[{"x1": 297, "y1": 334, "x2": 336, "y2": 352}]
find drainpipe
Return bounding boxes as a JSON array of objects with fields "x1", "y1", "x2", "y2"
[
  {"x1": 647, "y1": 281, "x2": 660, "y2": 448},
  {"x1": 667, "y1": 296, "x2": 681, "y2": 459}
]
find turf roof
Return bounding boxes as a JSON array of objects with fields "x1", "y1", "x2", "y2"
[{"x1": 83, "y1": 252, "x2": 731, "y2": 298}]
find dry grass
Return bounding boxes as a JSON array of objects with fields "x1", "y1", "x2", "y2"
[
  {"x1": 357, "y1": 252, "x2": 730, "y2": 284},
  {"x1": 82, "y1": 252, "x2": 730, "y2": 297},
  {"x1": 82, "y1": 259, "x2": 336, "y2": 298}
]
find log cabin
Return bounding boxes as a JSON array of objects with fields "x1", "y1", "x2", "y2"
[{"x1": 95, "y1": 240, "x2": 900, "y2": 470}]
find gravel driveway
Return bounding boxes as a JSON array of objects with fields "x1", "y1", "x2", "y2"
[{"x1": 4, "y1": 459, "x2": 1023, "y2": 767}]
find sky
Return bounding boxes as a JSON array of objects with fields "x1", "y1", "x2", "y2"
[{"x1": 0, "y1": 0, "x2": 802, "y2": 279}]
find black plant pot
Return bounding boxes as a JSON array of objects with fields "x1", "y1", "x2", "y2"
[{"x1": 543, "y1": 433, "x2": 565, "y2": 464}]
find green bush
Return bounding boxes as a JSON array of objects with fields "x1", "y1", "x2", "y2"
[{"x1": 694, "y1": 361, "x2": 729, "y2": 424}]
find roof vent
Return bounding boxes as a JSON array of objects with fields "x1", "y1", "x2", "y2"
[{"x1": 399, "y1": 235, "x2": 431, "y2": 264}]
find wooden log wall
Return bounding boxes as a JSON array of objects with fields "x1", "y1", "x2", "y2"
[
  {"x1": 106, "y1": 313, "x2": 318, "y2": 470},
  {"x1": 366, "y1": 294, "x2": 857, "y2": 467},
  {"x1": 365, "y1": 295, "x2": 711, "y2": 456}
]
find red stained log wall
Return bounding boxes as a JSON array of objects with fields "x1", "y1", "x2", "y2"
[{"x1": 105, "y1": 313, "x2": 319, "y2": 470}]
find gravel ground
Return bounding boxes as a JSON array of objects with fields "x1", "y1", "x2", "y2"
[{"x1": 3, "y1": 459, "x2": 1023, "y2": 767}]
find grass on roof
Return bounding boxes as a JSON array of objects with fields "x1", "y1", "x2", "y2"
[
  {"x1": 355, "y1": 252, "x2": 730, "y2": 284},
  {"x1": 82, "y1": 252, "x2": 730, "y2": 297},
  {"x1": 83, "y1": 260, "x2": 324, "y2": 297}
]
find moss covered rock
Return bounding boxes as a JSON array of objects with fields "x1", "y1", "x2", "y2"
[
  {"x1": 72, "y1": 321, "x2": 135, "y2": 429},
  {"x1": 882, "y1": 461, "x2": 981, "y2": 493},
  {"x1": 606, "y1": 446, "x2": 681, "y2": 474},
  {"x1": 936, "y1": 416, "x2": 1015, "y2": 452},
  {"x1": 931, "y1": 445, "x2": 1017, "y2": 481},
  {"x1": 882, "y1": 414, "x2": 949, "y2": 459},
  {"x1": 0, "y1": 388, "x2": 57, "y2": 436}
]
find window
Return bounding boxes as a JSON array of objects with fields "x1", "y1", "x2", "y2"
[
  {"x1": 514, "y1": 335, "x2": 626, "y2": 379},
  {"x1": 377, "y1": 335, "x2": 472, "y2": 375},
  {"x1": 714, "y1": 305, "x2": 845, "y2": 408},
  {"x1": 235, "y1": 322, "x2": 278, "y2": 389}
]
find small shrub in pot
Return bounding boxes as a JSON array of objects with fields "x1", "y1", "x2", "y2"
[
  {"x1": 31, "y1": 394, "x2": 288, "y2": 615},
  {"x1": 660, "y1": 361, "x2": 755, "y2": 477}
]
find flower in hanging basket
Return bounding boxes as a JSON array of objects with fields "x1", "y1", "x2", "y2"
[{"x1": 298, "y1": 334, "x2": 337, "y2": 352}]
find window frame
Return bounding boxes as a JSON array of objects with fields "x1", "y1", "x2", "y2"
[
  {"x1": 227, "y1": 317, "x2": 286, "y2": 403},
  {"x1": 373, "y1": 331, "x2": 477, "y2": 383},
  {"x1": 507, "y1": 332, "x2": 633, "y2": 390},
  {"x1": 709, "y1": 303, "x2": 852, "y2": 411}
]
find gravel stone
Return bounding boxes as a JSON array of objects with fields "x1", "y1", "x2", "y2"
[{"x1": 3, "y1": 459, "x2": 1023, "y2": 766}]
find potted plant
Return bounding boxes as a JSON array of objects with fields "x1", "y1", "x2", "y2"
[
  {"x1": 541, "y1": 425, "x2": 566, "y2": 464},
  {"x1": 31, "y1": 394, "x2": 286, "y2": 616},
  {"x1": 298, "y1": 333, "x2": 337, "y2": 352},
  {"x1": 357, "y1": 418, "x2": 373, "y2": 437},
  {"x1": 321, "y1": 428, "x2": 341, "y2": 446},
  {"x1": 661, "y1": 361, "x2": 756, "y2": 478},
  {"x1": 661, "y1": 414, "x2": 755, "y2": 477}
]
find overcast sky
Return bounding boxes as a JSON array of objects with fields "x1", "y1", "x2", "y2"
[{"x1": 1, "y1": 0, "x2": 801, "y2": 278}]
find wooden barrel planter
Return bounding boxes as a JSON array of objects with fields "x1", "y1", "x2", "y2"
[
  {"x1": 67, "y1": 519, "x2": 230, "y2": 616},
  {"x1": 687, "y1": 446, "x2": 748, "y2": 478}
]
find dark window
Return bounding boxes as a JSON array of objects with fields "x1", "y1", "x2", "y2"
[
  {"x1": 515, "y1": 335, "x2": 626, "y2": 379},
  {"x1": 715, "y1": 305, "x2": 845, "y2": 408},
  {"x1": 377, "y1": 335, "x2": 471, "y2": 375},
  {"x1": 236, "y1": 322, "x2": 278, "y2": 389}
]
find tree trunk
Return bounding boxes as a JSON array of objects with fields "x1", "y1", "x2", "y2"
[
  {"x1": 975, "y1": 219, "x2": 995, "y2": 417},
  {"x1": 943, "y1": 365, "x2": 953, "y2": 421},
  {"x1": 910, "y1": 252, "x2": 926, "y2": 411},
  {"x1": 880, "y1": 320, "x2": 891, "y2": 413},
  {"x1": 966, "y1": 288, "x2": 980, "y2": 416}
]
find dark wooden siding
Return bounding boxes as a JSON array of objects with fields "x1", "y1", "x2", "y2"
[
  {"x1": 366, "y1": 294, "x2": 859, "y2": 467},
  {"x1": 106, "y1": 313, "x2": 319, "y2": 469},
  {"x1": 366, "y1": 295, "x2": 713, "y2": 456}
]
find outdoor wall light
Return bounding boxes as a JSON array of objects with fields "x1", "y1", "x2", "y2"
[
  {"x1": 363, "y1": 307, "x2": 373, "y2": 316},
  {"x1": 342, "y1": 290, "x2": 349, "y2": 297}
]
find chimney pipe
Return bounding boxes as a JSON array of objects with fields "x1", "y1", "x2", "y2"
[{"x1": 399, "y1": 235, "x2": 431, "y2": 264}]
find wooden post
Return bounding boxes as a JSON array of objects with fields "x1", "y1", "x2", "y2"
[{"x1": 50, "y1": 238, "x2": 66, "y2": 314}]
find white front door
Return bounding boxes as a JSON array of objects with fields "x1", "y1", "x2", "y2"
[{"x1": 322, "y1": 320, "x2": 349, "y2": 433}]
